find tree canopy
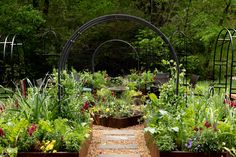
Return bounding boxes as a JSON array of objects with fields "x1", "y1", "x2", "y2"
[{"x1": 0, "y1": 0, "x2": 236, "y2": 82}]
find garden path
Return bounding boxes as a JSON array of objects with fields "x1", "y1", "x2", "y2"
[{"x1": 87, "y1": 124, "x2": 151, "y2": 157}]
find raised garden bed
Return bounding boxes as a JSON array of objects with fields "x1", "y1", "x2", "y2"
[
  {"x1": 144, "y1": 132, "x2": 229, "y2": 157},
  {"x1": 17, "y1": 131, "x2": 92, "y2": 157},
  {"x1": 93, "y1": 114, "x2": 143, "y2": 128}
]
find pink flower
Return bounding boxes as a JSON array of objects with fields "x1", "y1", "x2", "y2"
[
  {"x1": 28, "y1": 124, "x2": 37, "y2": 136},
  {"x1": 0, "y1": 128, "x2": 5, "y2": 137}
]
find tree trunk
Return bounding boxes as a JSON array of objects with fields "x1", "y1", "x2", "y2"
[{"x1": 43, "y1": 0, "x2": 49, "y2": 15}]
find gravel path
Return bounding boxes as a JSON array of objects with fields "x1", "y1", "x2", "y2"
[{"x1": 87, "y1": 124, "x2": 151, "y2": 157}]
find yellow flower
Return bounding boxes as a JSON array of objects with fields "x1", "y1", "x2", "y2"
[
  {"x1": 45, "y1": 140, "x2": 56, "y2": 152},
  {"x1": 53, "y1": 150, "x2": 57, "y2": 153},
  {"x1": 45, "y1": 140, "x2": 50, "y2": 145},
  {"x1": 51, "y1": 140, "x2": 56, "y2": 144},
  {"x1": 143, "y1": 115, "x2": 147, "y2": 120},
  {"x1": 40, "y1": 145, "x2": 45, "y2": 151},
  {"x1": 105, "y1": 108, "x2": 110, "y2": 112}
]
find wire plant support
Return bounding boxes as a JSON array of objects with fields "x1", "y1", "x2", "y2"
[
  {"x1": 58, "y1": 14, "x2": 180, "y2": 114},
  {"x1": 213, "y1": 28, "x2": 236, "y2": 100}
]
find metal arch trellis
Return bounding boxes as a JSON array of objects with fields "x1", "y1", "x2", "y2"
[
  {"x1": 58, "y1": 14, "x2": 180, "y2": 107},
  {"x1": 213, "y1": 28, "x2": 236, "y2": 99},
  {"x1": 41, "y1": 29, "x2": 58, "y2": 55},
  {"x1": 91, "y1": 39, "x2": 140, "y2": 73},
  {"x1": 170, "y1": 31, "x2": 190, "y2": 82},
  {"x1": 0, "y1": 34, "x2": 24, "y2": 86},
  {"x1": 0, "y1": 34, "x2": 23, "y2": 62}
]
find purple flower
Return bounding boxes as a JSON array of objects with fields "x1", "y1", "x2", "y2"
[{"x1": 185, "y1": 139, "x2": 193, "y2": 149}]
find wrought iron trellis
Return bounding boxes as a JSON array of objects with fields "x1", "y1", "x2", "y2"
[
  {"x1": 92, "y1": 39, "x2": 140, "y2": 73},
  {"x1": 58, "y1": 14, "x2": 180, "y2": 111},
  {"x1": 213, "y1": 28, "x2": 236, "y2": 99}
]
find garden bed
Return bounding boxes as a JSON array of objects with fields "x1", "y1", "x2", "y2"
[
  {"x1": 144, "y1": 132, "x2": 229, "y2": 157},
  {"x1": 17, "y1": 131, "x2": 92, "y2": 157},
  {"x1": 93, "y1": 114, "x2": 143, "y2": 128}
]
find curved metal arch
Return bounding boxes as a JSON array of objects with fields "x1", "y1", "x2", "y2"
[
  {"x1": 41, "y1": 29, "x2": 58, "y2": 55},
  {"x1": 42, "y1": 29, "x2": 58, "y2": 39},
  {"x1": 170, "y1": 30, "x2": 190, "y2": 96},
  {"x1": 3, "y1": 34, "x2": 9, "y2": 60},
  {"x1": 10, "y1": 35, "x2": 17, "y2": 59},
  {"x1": 1, "y1": 34, "x2": 23, "y2": 61},
  {"x1": 58, "y1": 14, "x2": 180, "y2": 101},
  {"x1": 213, "y1": 28, "x2": 236, "y2": 98},
  {"x1": 92, "y1": 39, "x2": 140, "y2": 73}
]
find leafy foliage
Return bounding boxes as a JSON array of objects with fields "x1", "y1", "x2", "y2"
[{"x1": 0, "y1": 1, "x2": 45, "y2": 36}]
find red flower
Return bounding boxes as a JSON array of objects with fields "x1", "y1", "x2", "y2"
[
  {"x1": 0, "y1": 128, "x2": 5, "y2": 137},
  {"x1": 204, "y1": 121, "x2": 211, "y2": 128},
  {"x1": 83, "y1": 101, "x2": 89, "y2": 110},
  {"x1": 81, "y1": 101, "x2": 90, "y2": 112},
  {"x1": 28, "y1": 124, "x2": 37, "y2": 136},
  {"x1": 224, "y1": 99, "x2": 236, "y2": 108}
]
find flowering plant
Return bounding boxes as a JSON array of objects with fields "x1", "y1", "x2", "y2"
[
  {"x1": 0, "y1": 69, "x2": 92, "y2": 156},
  {"x1": 144, "y1": 62, "x2": 236, "y2": 153},
  {"x1": 92, "y1": 87, "x2": 144, "y2": 118},
  {"x1": 0, "y1": 117, "x2": 91, "y2": 155}
]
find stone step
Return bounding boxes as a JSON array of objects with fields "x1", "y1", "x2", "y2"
[
  {"x1": 102, "y1": 135, "x2": 135, "y2": 141},
  {"x1": 103, "y1": 130, "x2": 135, "y2": 136},
  {"x1": 98, "y1": 144, "x2": 137, "y2": 149},
  {"x1": 98, "y1": 154, "x2": 141, "y2": 157}
]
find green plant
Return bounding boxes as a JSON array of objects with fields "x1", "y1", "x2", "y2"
[
  {"x1": 92, "y1": 87, "x2": 144, "y2": 118},
  {"x1": 133, "y1": 29, "x2": 169, "y2": 71},
  {"x1": 0, "y1": 117, "x2": 91, "y2": 154},
  {"x1": 144, "y1": 61, "x2": 236, "y2": 153},
  {"x1": 51, "y1": 69, "x2": 91, "y2": 123},
  {"x1": 0, "y1": 68, "x2": 92, "y2": 156}
]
